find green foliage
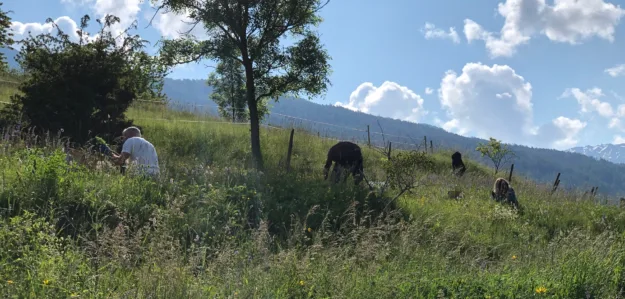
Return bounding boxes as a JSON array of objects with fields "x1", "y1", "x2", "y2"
[
  {"x1": 5, "y1": 104, "x2": 625, "y2": 297},
  {"x1": 206, "y1": 57, "x2": 252, "y2": 122},
  {"x1": 156, "y1": 0, "x2": 333, "y2": 170},
  {"x1": 476, "y1": 137, "x2": 516, "y2": 175},
  {"x1": 0, "y1": 14, "x2": 170, "y2": 145},
  {"x1": 380, "y1": 150, "x2": 436, "y2": 201},
  {"x1": 0, "y1": 2, "x2": 13, "y2": 72}
]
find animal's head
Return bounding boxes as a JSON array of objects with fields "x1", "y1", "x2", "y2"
[{"x1": 493, "y1": 178, "x2": 510, "y2": 196}]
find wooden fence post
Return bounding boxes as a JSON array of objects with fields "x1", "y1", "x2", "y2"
[
  {"x1": 508, "y1": 164, "x2": 514, "y2": 182},
  {"x1": 388, "y1": 142, "x2": 392, "y2": 160},
  {"x1": 367, "y1": 125, "x2": 371, "y2": 146},
  {"x1": 551, "y1": 172, "x2": 560, "y2": 194},
  {"x1": 423, "y1": 136, "x2": 427, "y2": 153},
  {"x1": 430, "y1": 140, "x2": 433, "y2": 153},
  {"x1": 286, "y1": 129, "x2": 295, "y2": 172}
]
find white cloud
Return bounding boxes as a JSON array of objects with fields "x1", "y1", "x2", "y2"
[
  {"x1": 425, "y1": 87, "x2": 433, "y2": 95},
  {"x1": 147, "y1": 0, "x2": 206, "y2": 39},
  {"x1": 464, "y1": 0, "x2": 625, "y2": 57},
  {"x1": 11, "y1": 16, "x2": 81, "y2": 41},
  {"x1": 438, "y1": 62, "x2": 534, "y2": 141},
  {"x1": 11, "y1": 0, "x2": 144, "y2": 45},
  {"x1": 561, "y1": 87, "x2": 614, "y2": 118},
  {"x1": 421, "y1": 22, "x2": 461, "y2": 44},
  {"x1": 336, "y1": 81, "x2": 428, "y2": 123},
  {"x1": 496, "y1": 92, "x2": 512, "y2": 98},
  {"x1": 93, "y1": 0, "x2": 143, "y2": 37},
  {"x1": 548, "y1": 117, "x2": 587, "y2": 149},
  {"x1": 438, "y1": 62, "x2": 585, "y2": 149},
  {"x1": 614, "y1": 135, "x2": 625, "y2": 144},
  {"x1": 605, "y1": 64, "x2": 625, "y2": 77}
]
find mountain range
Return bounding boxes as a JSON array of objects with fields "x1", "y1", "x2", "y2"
[
  {"x1": 161, "y1": 78, "x2": 625, "y2": 199},
  {"x1": 3, "y1": 47, "x2": 625, "y2": 198},
  {"x1": 568, "y1": 144, "x2": 625, "y2": 165}
]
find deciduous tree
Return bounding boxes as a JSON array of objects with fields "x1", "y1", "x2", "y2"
[
  {"x1": 207, "y1": 57, "x2": 249, "y2": 122},
  {"x1": 476, "y1": 137, "x2": 516, "y2": 175},
  {"x1": 0, "y1": 2, "x2": 14, "y2": 72},
  {"x1": 0, "y1": 15, "x2": 169, "y2": 145},
  {"x1": 155, "y1": 0, "x2": 332, "y2": 170}
]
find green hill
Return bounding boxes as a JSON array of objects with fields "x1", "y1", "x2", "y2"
[
  {"x1": 161, "y1": 78, "x2": 625, "y2": 199},
  {"x1": 2, "y1": 102, "x2": 625, "y2": 298}
]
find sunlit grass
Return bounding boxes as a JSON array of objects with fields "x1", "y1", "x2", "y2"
[{"x1": 0, "y1": 90, "x2": 625, "y2": 297}]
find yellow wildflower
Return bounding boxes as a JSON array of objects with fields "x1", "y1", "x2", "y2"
[
  {"x1": 70, "y1": 293, "x2": 79, "y2": 298},
  {"x1": 234, "y1": 291, "x2": 238, "y2": 296},
  {"x1": 512, "y1": 255, "x2": 517, "y2": 260},
  {"x1": 535, "y1": 286, "x2": 547, "y2": 294},
  {"x1": 43, "y1": 279, "x2": 50, "y2": 285},
  {"x1": 307, "y1": 228, "x2": 312, "y2": 233},
  {"x1": 299, "y1": 280, "x2": 305, "y2": 286},
  {"x1": 7, "y1": 280, "x2": 13, "y2": 284}
]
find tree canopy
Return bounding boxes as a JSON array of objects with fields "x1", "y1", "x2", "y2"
[
  {"x1": 155, "y1": 0, "x2": 332, "y2": 170},
  {"x1": 0, "y1": 2, "x2": 14, "y2": 72},
  {"x1": 476, "y1": 137, "x2": 516, "y2": 175},
  {"x1": 207, "y1": 57, "x2": 250, "y2": 122},
  {"x1": 0, "y1": 15, "x2": 170, "y2": 145}
]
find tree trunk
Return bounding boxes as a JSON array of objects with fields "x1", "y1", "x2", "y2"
[{"x1": 244, "y1": 64, "x2": 264, "y2": 171}]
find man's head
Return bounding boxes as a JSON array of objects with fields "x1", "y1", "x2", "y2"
[{"x1": 122, "y1": 126, "x2": 141, "y2": 140}]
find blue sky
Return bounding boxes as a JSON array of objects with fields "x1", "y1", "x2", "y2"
[{"x1": 6, "y1": 0, "x2": 625, "y2": 149}]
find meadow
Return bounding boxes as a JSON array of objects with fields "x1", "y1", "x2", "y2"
[{"x1": 2, "y1": 84, "x2": 625, "y2": 298}]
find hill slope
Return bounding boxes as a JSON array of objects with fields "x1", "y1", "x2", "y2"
[
  {"x1": 5, "y1": 103, "x2": 625, "y2": 297},
  {"x1": 162, "y1": 78, "x2": 625, "y2": 198}
]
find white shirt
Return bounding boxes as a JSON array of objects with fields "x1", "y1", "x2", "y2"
[{"x1": 121, "y1": 137, "x2": 160, "y2": 176}]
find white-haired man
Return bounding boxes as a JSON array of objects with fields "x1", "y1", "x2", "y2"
[{"x1": 112, "y1": 126, "x2": 160, "y2": 177}]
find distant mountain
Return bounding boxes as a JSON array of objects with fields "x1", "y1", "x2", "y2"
[
  {"x1": 162, "y1": 78, "x2": 625, "y2": 198},
  {"x1": 568, "y1": 144, "x2": 625, "y2": 164}
]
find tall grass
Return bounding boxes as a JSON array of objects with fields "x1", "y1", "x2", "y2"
[{"x1": 1, "y1": 101, "x2": 625, "y2": 298}]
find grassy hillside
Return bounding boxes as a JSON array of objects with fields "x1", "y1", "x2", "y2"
[
  {"x1": 2, "y1": 99, "x2": 625, "y2": 298},
  {"x1": 161, "y1": 78, "x2": 625, "y2": 198}
]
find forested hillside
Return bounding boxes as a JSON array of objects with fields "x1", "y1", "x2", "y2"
[{"x1": 162, "y1": 78, "x2": 625, "y2": 198}]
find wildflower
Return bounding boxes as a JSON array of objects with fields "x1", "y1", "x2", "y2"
[
  {"x1": 234, "y1": 291, "x2": 238, "y2": 296},
  {"x1": 307, "y1": 228, "x2": 312, "y2": 233},
  {"x1": 512, "y1": 255, "x2": 517, "y2": 260},
  {"x1": 7, "y1": 280, "x2": 13, "y2": 284},
  {"x1": 43, "y1": 279, "x2": 50, "y2": 285},
  {"x1": 70, "y1": 293, "x2": 79, "y2": 297},
  {"x1": 299, "y1": 280, "x2": 305, "y2": 286},
  {"x1": 535, "y1": 286, "x2": 547, "y2": 294}
]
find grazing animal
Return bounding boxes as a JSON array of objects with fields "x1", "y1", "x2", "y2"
[
  {"x1": 451, "y1": 151, "x2": 466, "y2": 177},
  {"x1": 491, "y1": 177, "x2": 519, "y2": 208},
  {"x1": 323, "y1": 141, "x2": 364, "y2": 185}
]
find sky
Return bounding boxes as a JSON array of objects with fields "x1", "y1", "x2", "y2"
[{"x1": 5, "y1": 0, "x2": 625, "y2": 150}]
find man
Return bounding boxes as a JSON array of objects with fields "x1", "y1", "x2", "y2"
[{"x1": 111, "y1": 126, "x2": 160, "y2": 177}]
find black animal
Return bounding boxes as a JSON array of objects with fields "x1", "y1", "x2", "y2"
[
  {"x1": 491, "y1": 177, "x2": 519, "y2": 209},
  {"x1": 323, "y1": 141, "x2": 364, "y2": 185},
  {"x1": 451, "y1": 151, "x2": 466, "y2": 177}
]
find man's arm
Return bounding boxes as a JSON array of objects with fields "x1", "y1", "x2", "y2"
[
  {"x1": 112, "y1": 152, "x2": 130, "y2": 166},
  {"x1": 111, "y1": 139, "x2": 132, "y2": 166}
]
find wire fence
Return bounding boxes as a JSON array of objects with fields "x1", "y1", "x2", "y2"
[
  {"x1": 0, "y1": 78, "x2": 444, "y2": 153},
  {"x1": 131, "y1": 99, "x2": 439, "y2": 153}
]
